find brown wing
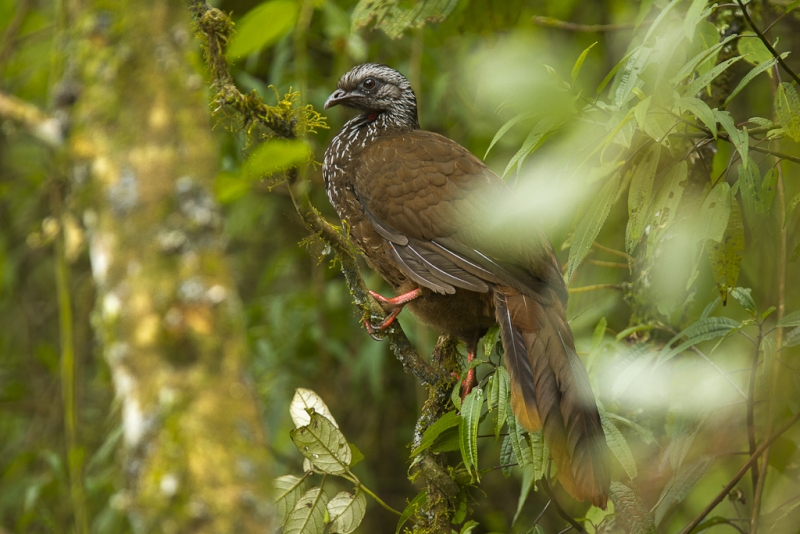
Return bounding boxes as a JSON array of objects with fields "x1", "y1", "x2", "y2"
[{"x1": 353, "y1": 130, "x2": 565, "y2": 302}]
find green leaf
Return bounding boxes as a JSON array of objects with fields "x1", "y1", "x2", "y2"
[
  {"x1": 601, "y1": 413, "x2": 638, "y2": 480},
  {"x1": 671, "y1": 35, "x2": 737, "y2": 85},
  {"x1": 411, "y1": 411, "x2": 460, "y2": 456},
  {"x1": 530, "y1": 429, "x2": 549, "y2": 482},
  {"x1": 567, "y1": 172, "x2": 621, "y2": 281},
  {"x1": 484, "y1": 112, "x2": 534, "y2": 159},
  {"x1": 610, "y1": 482, "x2": 657, "y2": 534},
  {"x1": 724, "y1": 57, "x2": 780, "y2": 107},
  {"x1": 502, "y1": 118, "x2": 556, "y2": 178},
  {"x1": 787, "y1": 192, "x2": 800, "y2": 227},
  {"x1": 647, "y1": 162, "x2": 688, "y2": 260},
  {"x1": 483, "y1": 326, "x2": 500, "y2": 359},
  {"x1": 657, "y1": 316, "x2": 740, "y2": 366},
  {"x1": 693, "y1": 182, "x2": 731, "y2": 244},
  {"x1": 737, "y1": 31, "x2": 775, "y2": 66},
  {"x1": 683, "y1": 56, "x2": 744, "y2": 98},
  {"x1": 654, "y1": 455, "x2": 714, "y2": 525},
  {"x1": 327, "y1": 490, "x2": 366, "y2": 534},
  {"x1": 459, "y1": 387, "x2": 484, "y2": 479},
  {"x1": 730, "y1": 287, "x2": 756, "y2": 315},
  {"x1": 396, "y1": 490, "x2": 426, "y2": 534},
  {"x1": 513, "y1": 466, "x2": 536, "y2": 526},
  {"x1": 348, "y1": 443, "x2": 364, "y2": 468},
  {"x1": 290, "y1": 413, "x2": 352, "y2": 475},
  {"x1": 597, "y1": 45, "x2": 642, "y2": 96},
  {"x1": 284, "y1": 487, "x2": 329, "y2": 534},
  {"x1": 708, "y1": 202, "x2": 744, "y2": 304},
  {"x1": 715, "y1": 110, "x2": 750, "y2": 168},
  {"x1": 784, "y1": 326, "x2": 800, "y2": 348},
  {"x1": 275, "y1": 475, "x2": 308, "y2": 526},
  {"x1": 777, "y1": 310, "x2": 800, "y2": 328},
  {"x1": 571, "y1": 42, "x2": 598, "y2": 85},
  {"x1": 626, "y1": 144, "x2": 661, "y2": 253},
  {"x1": 760, "y1": 167, "x2": 778, "y2": 216},
  {"x1": 615, "y1": 46, "x2": 653, "y2": 107},
  {"x1": 500, "y1": 434, "x2": 515, "y2": 478},
  {"x1": 245, "y1": 138, "x2": 311, "y2": 178},
  {"x1": 214, "y1": 172, "x2": 251, "y2": 204},
  {"x1": 739, "y1": 157, "x2": 761, "y2": 230},
  {"x1": 490, "y1": 367, "x2": 510, "y2": 439},
  {"x1": 775, "y1": 82, "x2": 800, "y2": 141},
  {"x1": 228, "y1": 0, "x2": 299, "y2": 59},
  {"x1": 684, "y1": 0, "x2": 711, "y2": 41},
  {"x1": 459, "y1": 520, "x2": 480, "y2": 534},
  {"x1": 604, "y1": 412, "x2": 655, "y2": 444},
  {"x1": 507, "y1": 413, "x2": 533, "y2": 468}
]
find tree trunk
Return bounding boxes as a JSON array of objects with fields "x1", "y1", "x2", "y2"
[{"x1": 68, "y1": 1, "x2": 275, "y2": 531}]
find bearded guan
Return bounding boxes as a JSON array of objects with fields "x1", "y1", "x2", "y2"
[{"x1": 322, "y1": 63, "x2": 610, "y2": 507}]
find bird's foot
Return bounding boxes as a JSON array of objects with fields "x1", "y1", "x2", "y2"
[{"x1": 363, "y1": 288, "x2": 421, "y2": 340}]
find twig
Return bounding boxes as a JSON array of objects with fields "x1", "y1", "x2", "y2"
[
  {"x1": 592, "y1": 242, "x2": 635, "y2": 263},
  {"x1": 540, "y1": 480, "x2": 587, "y2": 533},
  {"x1": 0, "y1": 90, "x2": 63, "y2": 146},
  {"x1": 734, "y1": 0, "x2": 800, "y2": 86},
  {"x1": 569, "y1": 284, "x2": 623, "y2": 294},
  {"x1": 533, "y1": 499, "x2": 552, "y2": 526},
  {"x1": 0, "y1": 0, "x2": 32, "y2": 67},
  {"x1": 689, "y1": 346, "x2": 748, "y2": 400},
  {"x1": 746, "y1": 332, "x2": 763, "y2": 493},
  {"x1": 532, "y1": 15, "x2": 640, "y2": 32},
  {"x1": 586, "y1": 259, "x2": 628, "y2": 269},
  {"x1": 679, "y1": 410, "x2": 800, "y2": 534}
]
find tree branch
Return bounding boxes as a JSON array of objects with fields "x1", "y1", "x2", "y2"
[
  {"x1": 680, "y1": 410, "x2": 800, "y2": 534},
  {"x1": 187, "y1": 0, "x2": 445, "y2": 387},
  {"x1": 532, "y1": 15, "x2": 639, "y2": 32},
  {"x1": 734, "y1": 0, "x2": 800, "y2": 86},
  {"x1": 0, "y1": 90, "x2": 63, "y2": 146}
]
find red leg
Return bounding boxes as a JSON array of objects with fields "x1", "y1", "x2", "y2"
[
  {"x1": 461, "y1": 347, "x2": 478, "y2": 401},
  {"x1": 364, "y1": 288, "x2": 421, "y2": 339}
]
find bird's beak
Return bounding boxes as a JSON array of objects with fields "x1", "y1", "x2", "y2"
[{"x1": 324, "y1": 89, "x2": 350, "y2": 110}]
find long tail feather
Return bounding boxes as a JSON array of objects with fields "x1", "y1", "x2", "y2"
[{"x1": 494, "y1": 287, "x2": 610, "y2": 508}]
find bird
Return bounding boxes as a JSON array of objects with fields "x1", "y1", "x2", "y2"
[{"x1": 322, "y1": 63, "x2": 610, "y2": 508}]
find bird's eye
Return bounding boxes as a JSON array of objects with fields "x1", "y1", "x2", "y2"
[{"x1": 362, "y1": 77, "x2": 376, "y2": 90}]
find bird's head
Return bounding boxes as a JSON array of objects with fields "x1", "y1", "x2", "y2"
[{"x1": 324, "y1": 63, "x2": 419, "y2": 129}]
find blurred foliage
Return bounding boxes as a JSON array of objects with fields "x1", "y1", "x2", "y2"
[{"x1": 2, "y1": 0, "x2": 800, "y2": 533}]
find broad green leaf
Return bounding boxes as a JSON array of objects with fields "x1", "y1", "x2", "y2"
[
  {"x1": 290, "y1": 413, "x2": 351, "y2": 475},
  {"x1": 683, "y1": 56, "x2": 743, "y2": 98},
  {"x1": 490, "y1": 367, "x2": 510, "y2": 439},
  {"x1": 641, "y1": 0, "x2": 680, "y2": 45},
  {"x1": 484, "y1": 112, "x2": 534, "y2": 159},
  {"x1": 730, "y1": 287, "x2": 756, "y2": 315},
  {"x1": 777, "y1": 310, "x2": 800, "y2": 328},
  {"x1": 513, "y1": 466, "x2": 536, "y2": 526},
  {"x1": 601, "y1": 413, "x2": 638, "y2": 480},
  {"x1": 275, "y1": 475, "x2": 308, "y2": 526},
  {"x1": 615, "y1": 47, "x2": 653, "y2": 107},
  {"x1": 701, "y1": 296, "x2": 721, "y2": 318},
  {"x1": 395, "y1": 490, "x2": 426, "y2": 534},
  {"x1": 284, "y1": 487, "x2": 329, "y2": 534},
  {"x1": 530, "y1": 429, "x2": 549, "y2": 482},
  {"x1": 411, "y1": 411, "x2": 460, "y2": 456},
  {"x1": 684, "y1": 0, "x2": 711, "y2": 41},
  {"x1": 245, "y1": 138, "x2": 311, "y2": 178},
  {"x1": 738, "y1": 158, "x2": 761, "y2": 230},
  {"x1": 760, "y1": 167, "x2": 778, "y2": 216},
  {"x1": 228, "y1": 0, "x2": 299, "y2": 59},
  {"x1": 459, "y1": 520, "x2": 480, "y2": 534},
  {"x1": 483, "y1": 326, "x2": 500, "y2": 360},
  {"x1": 214, "y1": 172, "x2": 251, "y2": 204},
  {"x1": 775, "y1": 82, "x2": 800, "y2": 141},
  {"x1": 648, "y1": 161, "x2": 688, "y2": 258},
  {"x1": 327, "y1": 490, "x2": 366, "y2": 534},
  {"x1": 738, "y1": 31, "x2": 775, "y2": 66},
  {"x1": 693, "y1": 182, "x2": 731, "y2": 244},
  {"x1": 459, "y1": 387, "x2": 484, "y2": 479},
  {"x1": 567, "y1": 173, "x2": 621, "y2": 281},
  {"x1": 724, "y1": 57, "x2": 781, "y2": 107},
  {"x1": 627, "y1": 144, "x2": 661, "y2": 253},
  {"x1": 610, "y1": 482, "x2": 657, "y2": 534},
  {"x1": 571, "y1": 42, "x2": 598, "y2": 85},
  {"x1": 786, "y1": 192, "x2": 800, "y2": 227},
  {"x1": 500, "y1": 434, "x2": 514, "y2": 478},
  {"x1": 784, "y1": 326, "x2": 800, "y2": 348},
  {"x1": 654, "y1": 455, "x2": 714, "y2": 525},
  {"x1": 708, "y1": 202, "x2": 744, "y2": 304},
  {"x1": 657, "y1": 316, "x2": 740, "y2": 365},
  {"x1": 715, "y1": 110, "x2": 749, "y2": 167},
  {"x1": 671, "y1": 35, "x2": 737, "y2": 85},
  {"x1": 502, "y1": 118, "x2": 556, "y2": 178},
  {"x1": 290, "y1": 388, "x2": 339, "y2": 428},
  {"x1": 750, "y1": 116, "x2": 775, "y2": 128}
]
